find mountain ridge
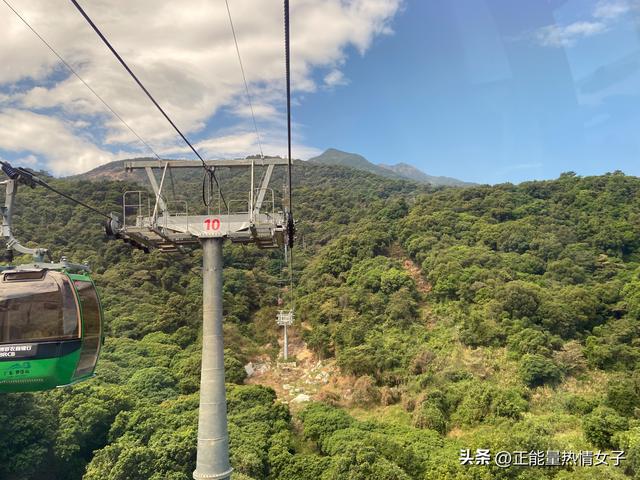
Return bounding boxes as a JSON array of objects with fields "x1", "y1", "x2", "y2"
[
  {"x1": 308, "y1": 148, "x2": 473, "y2": 186},
  {"x1": 67, "y1": 150, "x2": 471, "y2": 188}
]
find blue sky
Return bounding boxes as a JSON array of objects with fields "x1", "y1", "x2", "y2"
[
  {"x1": 0, "y1": 0, "x2": 639, "y2": 184},
  {"x1": 296, "y1": 0, "x2": 640, "y2": 184}
]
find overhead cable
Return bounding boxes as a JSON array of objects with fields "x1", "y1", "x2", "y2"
[
  {"x1": 1, "y1": 0, "x2": 162, "y2": 161},
  {"x1": 224, "y1": 0, "x2": 265, "y2": 161},
  {"x1": 284, "y1": 0, "x2": 293, "y2": 214},
  {"x1": 68, "y1": 0, "x2": 227, "y2": 208},
  {"x1": 0, "y1": 161, "x2": 112, "y2": 220}
]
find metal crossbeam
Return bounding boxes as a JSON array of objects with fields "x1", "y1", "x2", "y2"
[
  {"x1": 125, "y1": 158, "x2": 288, "y2": 169},
  {"x1": 276, "y1": 310, "x2": 294, "y2": 326}
]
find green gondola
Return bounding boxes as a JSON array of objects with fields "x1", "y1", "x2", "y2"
[
  {"x1": 0, "y1": 161, "x2": 111, "y2": 393},
  {"x1": 0, "y1": 264, "x2": 103, "y2": 393}
]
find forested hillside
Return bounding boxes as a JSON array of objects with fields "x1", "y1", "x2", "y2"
[{"x1": 2, "y1": 163, "x2": 640, "y2": 480}]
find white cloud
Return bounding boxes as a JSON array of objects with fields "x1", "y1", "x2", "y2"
[
  {"x1": 195, "y1": 126, "x2": 321, "y2": 161},
  {"x1": 324, "y1": 69, "x2": 349, "y2": 87},
  {"x1": 1, "y1": 154, "x2": 39, "y2": 167},
  {"x1": 0, "y1": 0, "x2": 402, "y2": 175},
  {"x1": 536, "y1": 21, "x2": 607, "y2": 47},
  {"x1": 594, "y1": 0, "x2": 633, "y2": 19},
  {"x1": 0, "y1": 108, "x2": 118, "y2": 175},
  {"x1": 18, "y1": 154, "x2": 39, "y2": 167},
  {"x1": 535, "y1": 0, "x2": 637, "y2": 48}
]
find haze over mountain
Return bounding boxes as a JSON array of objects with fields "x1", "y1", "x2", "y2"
[{"x1": 308, "y1": 148, "x2": 473, "y2": 186}]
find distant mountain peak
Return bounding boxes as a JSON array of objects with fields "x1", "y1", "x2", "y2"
[{"x1": 308, "y1": 148, "x2": 472, "y2": 186}]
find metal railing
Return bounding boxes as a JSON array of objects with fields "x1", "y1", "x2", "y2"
[
  {"x1": 253, "y1": 187, "x2": 276, "y2": 216},
  {"x1": 163, "y1": 200, "x2": 189, "y2": 231},
  {"x1": 227, "y1": 199, "x2": 249, "y2": 215},
  {"x1": 122, "y1": 191, "x2": 150, "y2": 228},
  {"x1": 122, "y1": 188, "x2": 284, "y2": 236}
]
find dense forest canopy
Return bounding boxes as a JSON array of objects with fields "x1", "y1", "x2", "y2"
[{"x1": 1, "y1": 162, "x2": 640, "y2": 480}]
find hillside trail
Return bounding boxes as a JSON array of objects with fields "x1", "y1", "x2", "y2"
[
  {"x1": 389, "y1": 244, "x2": 435, "y2": 328},
  {"x1": 388, "y1": 243, "x2": 431, "y2": 294}
]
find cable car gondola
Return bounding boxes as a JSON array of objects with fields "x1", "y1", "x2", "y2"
[
  {"x1": 0, "y1": 263, "x2": 103, "y2": 393},
  {"x1": 0, "y1": 161, "x2": 109, "y2": 393}
]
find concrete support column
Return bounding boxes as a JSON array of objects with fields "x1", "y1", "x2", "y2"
[{"x1": 194, "y1": 238, "x2": 232, "y2": 480}]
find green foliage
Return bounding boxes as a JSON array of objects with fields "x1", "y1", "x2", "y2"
[
  {"x1": 298, "y1": 403, "x2": 354, "y2": 445},
  {"x1": 583, "y1": 406, "x2": 629, "y2": 449},
  {"x1": 0, "y1": 394, "x2": 56, "y2": 480},
  {"x1": 54, "y1": 384, "x2": 134, "y2": 477},
  {"x1": 351, "y1": 375, "x2": 380, "y2": 406},
  {"x1": 507, "y1": 328, "x2": 559, "y2": 357},
  {"x1": 553, "y1": 340, "x2": 588, "y2": 376},
  {"x1": 224, "y1": 350, "x2": 248, "y2": 384},
  {"x1": 412, "y1": 402, "x2": 446, "y2": 434},
  {"x1": 605, "y1": 376, "x2": 640, "y2": 417},
  {"x1": 451, "y1": 382, "x2": 528, "y2": 426},
  {"x1": 296, "y1": 404, "x2": 437, "y2": 479},
  {"x1": 127, "y1": 366, "x2": 178, "y2": 403},
  {"x1": 615, "y1": 426, "x2": 640, "y2": 478},
  {"x1": 518, "y1": 354, "x2": 561, "y2": 387},
  {"x1": 5, "y1": 165, "x2": 640, "y2": 479}
]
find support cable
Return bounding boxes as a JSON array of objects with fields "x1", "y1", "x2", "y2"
[
  {"x1": 288, "y1": 247, "x2": 295, "y2": 311},
  {"x1": 284, "y1": 0, "x2": 293, "y2": 214},
  {"x1": 287, "y1": 4, "x2": 296, "y2": 312},
  {"x1": 2, "y1": 0, "x2": 162, "y2": 161},
  {"x1": 68, "y1": 0, "x2": 227, "y2": 208},
  {"x1": 0, "y1": 161, "x2": 112, "y2": 220},
  {"x1": 224, "y1": 0, "x2": 264, "y2": 161}
]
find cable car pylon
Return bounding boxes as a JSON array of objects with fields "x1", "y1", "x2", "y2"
[
  {"x1": 110, "y1": 156, "x2": 294, "y2": 480},
  {"x1": 69, "y1": 1, "x2": 295, "y2": 478}
]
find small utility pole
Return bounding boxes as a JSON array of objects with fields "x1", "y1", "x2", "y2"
[{"x1": 276, "y1": 310, "x2": 294, "y2": 361}]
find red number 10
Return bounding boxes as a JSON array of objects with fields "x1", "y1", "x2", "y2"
[{"x1": 204, "y1": 218, "x2": 220, "y2": 230}]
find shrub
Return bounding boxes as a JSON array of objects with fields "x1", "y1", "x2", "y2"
[
  {"x1": 127, "y1": 367, "x2": 177, "y2": 403},
  {"x1": 615, "y1": 427, "x2": 640, "y2": 478},
  {"x1": 508, "y1": 328, "x2": 553, "y2": 356},
  {"x1": 317, "y1": 390, "x2": 341, "y2": 406},
  {"x1": 412, "y1": 403, "x2": 446, "y2": 434},
  {"x1": 380, "y1": 387, "x2": 401, "y2": 406},
  {"x1": 299, "y1": 403, "x2": 354, "y2": 444},
  {"x1": 224, "y1": 352, "x2": 247, "y2": 385},
  {"x1": 605, "y1": 377, "x2": 640, "y2": 417},
  {"x1": 553, "y1": 340, "x2": 587, "y2": 376},
  {"x1": 583, "y1": 406, "x2": 629, "y2": 449},
  {"x1": 410, "y1": 349, "x2": 436, "y2": 375},
  {"x1": 401, "y1": 395, "x2": 416, "y2": 412},
  {"x1": 519, "y1": 354, "x2": 561, "y2": 387},
  {"x1": 453, "y1": 384, "x2": 493, "y2": 426},
  {"x1": 562, "y1": 394, "x2": 598, "y2": 416},
  {"x1": 351, "y1": 375, "x2": 380, "y2": 407},
  {"x1": 491, "y1": 389, "x2": 528, "y2": 420},
  {"x1": 496, "y1": 281, "x2": 541, "y2": 320}
]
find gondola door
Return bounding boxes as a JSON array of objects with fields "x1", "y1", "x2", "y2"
[{"x1": 71, "y1": 276, "x2": 102, "y2": 380}]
